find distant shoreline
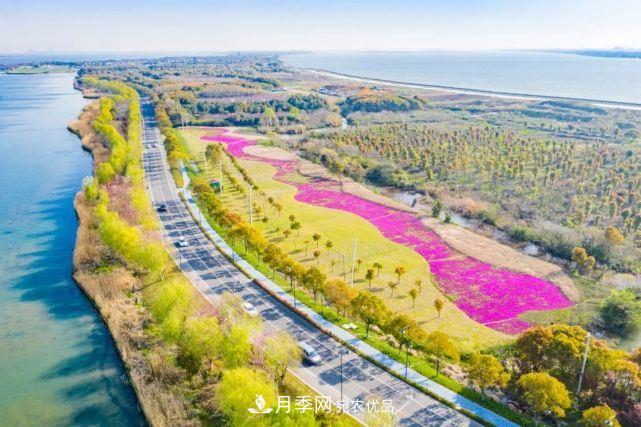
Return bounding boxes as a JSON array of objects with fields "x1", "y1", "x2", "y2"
[{"x1": 307, "y1": 68, "x2": 641, "y2": 111}]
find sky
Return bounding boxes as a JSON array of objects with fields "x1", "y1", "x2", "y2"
[{"x1": 1, "y1": 0, "x2": 640, "y2": 53}]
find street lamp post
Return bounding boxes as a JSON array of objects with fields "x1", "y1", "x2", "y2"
[
  {"x1": 405, "y1": 343, "x2": 413, "y2": 379},
  {"x1": 339, "y1": 349, "x2": 347, "y2": 406}
]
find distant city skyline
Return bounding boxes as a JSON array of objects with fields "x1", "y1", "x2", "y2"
[{"x1": 1, "y1": 0, "x2": 640, "y2": 53}]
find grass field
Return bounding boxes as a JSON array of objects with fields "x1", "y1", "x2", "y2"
[{"x1": 180, "y1": 126, "x2": 509, "y2": 350}]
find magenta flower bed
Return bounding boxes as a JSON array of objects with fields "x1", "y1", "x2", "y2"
[{"x1": 201, "y1": 131, "x2": 574, "y2": 334}]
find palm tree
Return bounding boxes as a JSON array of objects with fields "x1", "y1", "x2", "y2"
[
  {"x1": 304, "y1": 240, "x2": 310, "y2": 256},
  {"x1": 356, "y1": 258, "x2": 362, "y2": 272},
  {"x1": 313, "y1": 250, "x2": 321, "y2": 265},
  {"x1": 365, "y1": 268, "x2": 374, "y2": 289},
  {"x1": 434, "y1": 298, "x2": 444, "y2": 318},
  {"x1": 325, "y1": 240, "x2": 333, "y2": 254},
  {"x1": 409, "y1": 288, "x2": 418, "y2": 308},
  {"x1": 394, "y1": 266, "x2": 406, "y2": 286},
  {"x1": 414, "y1": 279, "x2": 422, "y2": 294},
  {"x1": 313, "y1": 233, "x2": 321, "y2": 247},
  {"x1": 373, "y1": 262, "x2": 383, "y2": 276},
  {"x1": 283, "y1": 229, "x2": 291, "y2": 240},
  {"x1": 387, "y1": 281, "x2": 398, "y2": 297}
]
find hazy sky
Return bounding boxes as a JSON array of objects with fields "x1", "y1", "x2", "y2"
[{"x1": 1, "y1": 0, "x2": 640, "y2": 53}]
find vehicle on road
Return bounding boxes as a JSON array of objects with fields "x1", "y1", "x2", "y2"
[
  {"x1": 241, "y1": 302, "x2": 259, "y2": 317},
  {"x1": 177, "y1": 237, "x2": 188, "y2": 248},
  {"x1": 298, "y1": 341, "x2": 322, "y2": 365},
  {"x1": 156, "y1": 203, "x2": 167, "y2": 213}
]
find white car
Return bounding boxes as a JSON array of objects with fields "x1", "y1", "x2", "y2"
[
  {"x1": 177, "y1": 237, "x2": 188, "y2": 248},
  {"x1": 298, "y1": 341, "x2": 322, "y2": 365},
  {"x1": 242, "y1": 302, "x2": 259, "y2": 317}
]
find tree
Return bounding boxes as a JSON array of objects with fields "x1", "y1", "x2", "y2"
[
  {"x1": 424, "y1": 331, "x2": 459, "y2": 376},
  {"x1": 365, "y1": 268, "x2": 375, "y2": 289},
  {"x1": 605, "y1": 226, "x2": 625, "y2": 245},
  {"x1": 290, "y1": 221, "x2": 301, "y2": 236},
  {"x1": 323, "y1": 279, "x2": 357, "y2": 317},
  {"x1": 409, "y1": 288, "x2": 418, "y2": 308},
  {"x1": 221, "y1": 322, "x2": 254, "y2": 368},
  {"x1": 263, "y1": 332, "x2": 301, "y2": 385},
  {"x1": 572, "y1": 246, "x2": 596, "y2": 273},
  {"x1": 373, "y1": 262, "x2": 383, "y2": 276},
  {"x1": 325, "y1": 240, "x2": 333, "y2": 254},
  {"x1": 394, "y1": 266, "x2": 406, "y2": 286},
  {"x1": 385, "y1": 313, "x2": 418, "y2": 348},
  {"x1": 312, "y1": 233, "x2": 321, "y2": 247},
  {"x1": 467, "y1": 353, "x2": 510, "y2": 395},
  {"x1": 387, "y1": 281, "x2": 398, "y2": 297},
  {"x1": 581, "y1": 405, "x2": 620, "y2": 427},
  {"x1": 313, "y1": 250, "x2": 321, "y2": 265},
  {"x1": 178, "y1": 317, "x2": 222, "y2": 373},
  {"x1": 216, "y1": 367, "x2": 277, "y2": 426},
  {"x1": 351, "y1": 291, "x2": 390, "y2": 337},
  {"x1": 517, "y1": 372, "x2": 571, "y2": 418},
  {"x1": 431, "y1": 200, "x2": 442, "y2": 218},
  {"x1": 301, "y1": 266, "x2": 326, "y2": 301},
  {"x1": 600, "y1": 289, "x2": 641, "y2": 336},
  {"x1": 414, "y1": 279, "x2": 422, "y2": 294},
  {"x1": 434, "y1": 298, "x2": 444, "y2": 318},
  {"x1": 303, "y1": 239, "x2": 310, "y2": 256},
  {"x1": 282, "y1": 229, "x2": 291, "y2": 240}
]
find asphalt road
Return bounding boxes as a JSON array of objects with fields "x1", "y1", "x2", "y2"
[{"x1": 140, "y1": 99, "x2": 478, "y2": 427}]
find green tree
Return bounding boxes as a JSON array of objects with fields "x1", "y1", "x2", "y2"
[
  {"x1": 600, "y1": 289, "x2": 641, "y2": 336},
  {"x1": 351, "y1": 291, "x2": 390, "y2": 337},
  {"x1": 221, "y1": 322, "x2": 254, "y2": 368},
  {"x1": 178, "y1": 317, "x2": 222, "y2": 373},
  {"x1": 365, "y1": 268, "x2": 375, "y2": 289},
  {"x1": 301, "y1": 266, "x2": 326, "y2": 301},
  {"x1": 581, "y1": 405, "x2": 620, "y2": 427},
  {"x1": 409, "y1": 288, "x2": 418, "y2": 308},
  {"x1": 387, "y1": 281, "x2": 398, "y2": 297},
  {"x1": 424, "y1": 331, "x2": 459, "y2": 376},
  {"x1": 467, "y1": 353, "x2": 510, "y2": 395},
  {"x1": 373, "y1": 262, "x2": 383, "y2": 276},
  {"x1": 312, "y1": 232, "x2": 321, "y2": 247},
  {"x1": 263, "y1": 332, "x2": 301, "y2": 385},
  {"x1": 394, "y1": 266, "x2": 406, "y2": 286},
  {"x1": 434, "y1": 298, "x2": 444, "y2": 318},
  {"x1": 216, "y1": 367, "x2": 277, "y2": 426},
  {"x1": 572, "y1": 246, "x2": 596, "y2": 273},
  {"x1": 517, "y1": 372, "x2": 571, "y2": 418},
  {"x1": 322, "y1": 279, "x2": 357, "y2": 317}
]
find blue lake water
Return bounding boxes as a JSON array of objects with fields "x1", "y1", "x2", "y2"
[
  {"x1": 283, "y1": 51, "x2": 641, "y2": 104},
  {"x1": 0, "y1": 73, "x2": 143, "y2": 426}
]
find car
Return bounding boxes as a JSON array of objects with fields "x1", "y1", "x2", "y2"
[
  {"x1": 156, "y1": 203, "x2": 167, "y2": 213},
  {"x1": 241, "y1": 302, "x2": 259, "y2": 317},
  {"x1": 177, "y1": 237, "x2": 188, "y2": 248},
  {"x1": 298, "y1": 341, "x2": 322, "y2": 365}
]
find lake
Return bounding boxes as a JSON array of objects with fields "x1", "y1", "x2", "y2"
[
  {"x1": 0, "y1": 73, "x2": 143, "y2": 426},
  {"x1": 283, "y1": 51, "x2": 641, "y2": 104}
]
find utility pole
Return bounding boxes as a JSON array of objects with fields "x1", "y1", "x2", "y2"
[
  {"x1": 350, "y1": 237, "x2": 357, "y2": 286},
  {"x1": 575, "y1": 332, "x2": 591, "y2": 409},
  {"x1": 248, "y1": 186, "x2": 253, "y2": 224}
]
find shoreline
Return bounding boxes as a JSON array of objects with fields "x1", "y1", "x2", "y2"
[{"x1": 307, "y1": 69, "x2": 641, "y2": 111}]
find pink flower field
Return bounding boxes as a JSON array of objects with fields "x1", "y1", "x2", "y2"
[{"x1": 201, "y1": 131, "x2": 574, "y2": 334}]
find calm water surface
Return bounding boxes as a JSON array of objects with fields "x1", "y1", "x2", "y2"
[
  {"x1": 0, "y1": 73, "x2": 143, "y2": 426},
  {"x1": 284, "y1": 51, "x2": 641, "y2": 104}
]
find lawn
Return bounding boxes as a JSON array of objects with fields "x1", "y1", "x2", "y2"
[{"x1": 181, "y1": 126, "x2": 509, "y2": 350}]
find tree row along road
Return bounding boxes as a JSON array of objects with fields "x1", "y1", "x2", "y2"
[{"x1": 140, "y1": 98, "x2": 479, "y2": 427}]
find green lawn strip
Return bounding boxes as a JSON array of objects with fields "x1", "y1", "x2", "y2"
[{"x1": 181, "y1": 179, "x2": 531, "y2": 427}]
